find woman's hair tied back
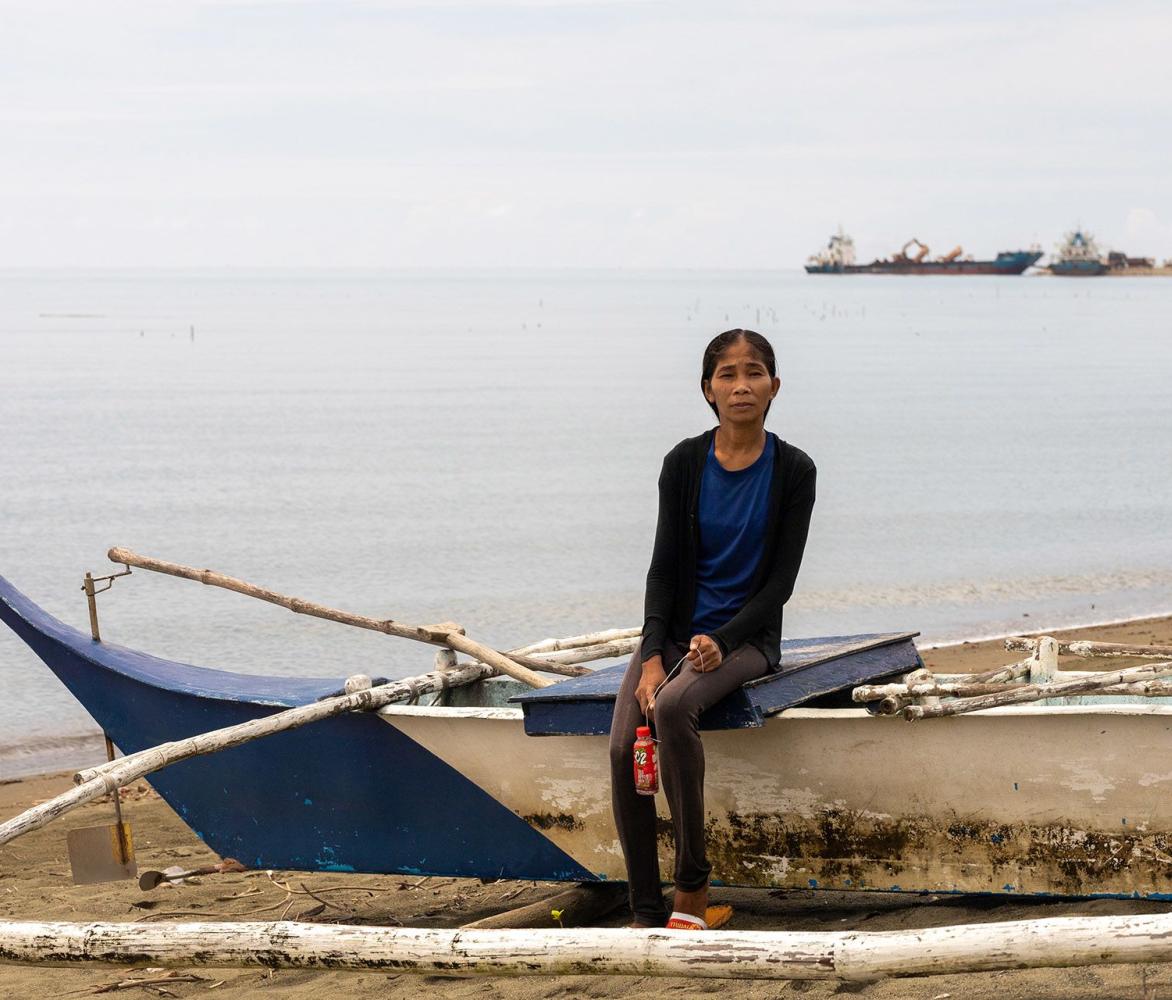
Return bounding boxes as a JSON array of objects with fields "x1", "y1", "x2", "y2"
[{"x1": 700, "y1": 328, "x2": 777, "y2": 418}]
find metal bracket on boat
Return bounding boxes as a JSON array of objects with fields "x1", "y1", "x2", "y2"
[{"x1": 80, "y1": 565, "x2": 132, "y2": 643}]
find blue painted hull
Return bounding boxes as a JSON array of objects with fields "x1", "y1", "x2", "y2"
[
  {"x1": 1049, "y1": 259, "x2": 1107, "y2": 276},
  {"x1": 0, "y1": 575, "x2": 591, "y2": 880}
]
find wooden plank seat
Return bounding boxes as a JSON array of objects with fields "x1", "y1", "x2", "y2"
[{"x1": 511, "y1": 631, "x2": 920, "y2": 735}]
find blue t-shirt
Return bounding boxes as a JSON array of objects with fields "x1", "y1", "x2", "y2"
[{"x1": 691, "y1": 434, "x2": 774, "y2": 635}]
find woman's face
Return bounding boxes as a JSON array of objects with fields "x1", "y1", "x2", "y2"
[{"x1": 703, "y1": 338, "x2": 780, "y2": 425}]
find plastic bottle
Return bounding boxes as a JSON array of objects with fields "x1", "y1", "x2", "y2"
[{"x1": 633, "y1": 725, "x2": 658, "y2": 796}]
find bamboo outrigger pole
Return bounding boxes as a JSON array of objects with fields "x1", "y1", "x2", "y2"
[
  {"x1": 106, "y1": 547, "x2": 556, "y2": 689},
  {"x1": 904, "y1": 658, "x2": 1172, "y2": 720},
  {"x1": 7, "y1": 911, "x2": 1172, "y2": 980},
  {"x1": 1006, "y1": 637, "x2": 1172, "y2": 659}
]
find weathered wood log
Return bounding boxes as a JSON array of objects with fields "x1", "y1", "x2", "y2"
[
  {"x1": 864, "y1": 678, "x2": 1172, "y2": 706},
  {"x1": 423, "y1": 633, "x2": 636, "y2": 681},
  {"x1": 932, "y1": 668, "x2": 1125, "y2": 684},
  {"x1": 855, "y1": 680, "x2": 1033, "y2": 703},
  {"x1": 904, "y1": 658, "x2": 1172, "y2": 720},
  {"x1": 106, "y1": 547, "x2": 551, "y2": 690},
  {"x1": 1095, "y1": 679, "x2": 1172, "y2": 697},
  {"x1": 966, "y1": 656, "x2": 1032, "y2": 685},
  {"x1": 9, "y1": 911, "x2": 1172, "y2": 979},
  {"x1": 860, "y1": 676, "x2": 1172, "y2": 713},
  {"x1": 1006, "y1": 637, "x2": 1172, "y2": 660},
  {"x1": 461, "y1": 633, "x2": 638, "y2": 675},
  {"x1": 530, "y1": 638, "x2": 638, "y2": 666},
  {"x1": 519, "y1": 628, "x2": 641, "y2": 655},
  {"x1": 446, "y1": 640, "x2": 567, "y2": 682},
  {"x1": 460, "y1": 884, "x2": 626, "y2": 930},
  {"x1": 858, "y1": 649, "x2": 1048, "y2": 708},
  {"x1": 4, "y1": 670, "x2": 496, "y2": 847},
  {"x1": 873, "y1": 666, "x2": 933, "y2": 716},
  {"x1": 1028, "y1": 636, "x2": 1060, "y2": 684}
]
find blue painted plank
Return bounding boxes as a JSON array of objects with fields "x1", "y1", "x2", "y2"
[
  {"x1": 746, "y1": 638, "x2": 921, "y2": 716},
  {"x1": 514, "y1": 632, "x2": 920, "y2": 736},
  {"x1": 515, "y1": 632, "x2": 917, "y2": 704}
]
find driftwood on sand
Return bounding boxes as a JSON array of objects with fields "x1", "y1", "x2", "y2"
[
  {"x1": 460, "y1": 884, "x2": 627, "y2": 930},
  {"x1": 7, "y1": 911, "x2": 1172, "y2": 980}
]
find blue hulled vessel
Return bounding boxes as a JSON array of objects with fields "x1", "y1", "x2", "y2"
[{"x1": 1049, "y1": 229, "x2": 1106, "y2": 276}]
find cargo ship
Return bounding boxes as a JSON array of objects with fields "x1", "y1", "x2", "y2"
[
  {"x1": 1047, "y1": 229, "x2": 1172, "y2": 276},
  {"x1": 1048, "y1": 229, "x2": 1106, "y2": 276},
  {"x1": 805, "y1": 230, "x2": 1042, "y2": 275}
]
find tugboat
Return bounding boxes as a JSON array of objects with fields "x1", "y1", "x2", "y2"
[
  {"x1": 806, "y1": 231, "x2": 1042, "y2": 275},
  {"x1": 1048, "y1": 229, "x2": 1106, "y2": 276}
]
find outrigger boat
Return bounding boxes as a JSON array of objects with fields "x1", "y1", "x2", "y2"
[{"x1": 5, "y1": 571, "x2": 1172, "y2": 900}]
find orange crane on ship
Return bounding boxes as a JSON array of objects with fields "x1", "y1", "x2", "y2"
[{"x1": 896, "y1": 238, "x2": 930, "y2": 263}]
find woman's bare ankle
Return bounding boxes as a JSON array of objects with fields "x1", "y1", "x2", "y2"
[{"x1": 672, "y1": 885, "x2": 708, "y2": 919}]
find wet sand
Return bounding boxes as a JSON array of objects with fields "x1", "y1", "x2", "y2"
[{"x1": 3, "y1": 615, "x2": 1172, "y2": 999}]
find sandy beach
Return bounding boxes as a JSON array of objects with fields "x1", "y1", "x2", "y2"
[{"x1": 3, "y1": 615, "x2": 1172, "y2": 999}]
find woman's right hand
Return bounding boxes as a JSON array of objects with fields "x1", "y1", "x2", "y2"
[{"x1": 635, "y1": 655, "x2": 668, "y2": 719}]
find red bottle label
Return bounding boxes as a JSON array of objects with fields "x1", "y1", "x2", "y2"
[{"x1": 633, "y1": 736, "x2": 658, "y2": 795}]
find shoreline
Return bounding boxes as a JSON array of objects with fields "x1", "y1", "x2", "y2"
[{"x1": 918, "y1": 607, "x2": 1172, "y2": 650}]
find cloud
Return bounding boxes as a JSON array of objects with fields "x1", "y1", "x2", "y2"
[
  {"x1": 1124, "y1": 209, "x2": 1172, "y2": 258},
  {"x1": 0, "y1": 0, "x2": 1170, "y2": 266}
]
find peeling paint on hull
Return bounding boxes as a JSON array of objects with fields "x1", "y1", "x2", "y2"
[{"x1": 384, "y1": 704, "x2": 1172, "y2": 897}]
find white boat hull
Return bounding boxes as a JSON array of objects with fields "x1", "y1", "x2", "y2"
[{"x1": 381, "y1": 703, "x2": 1172, "y2": 897}]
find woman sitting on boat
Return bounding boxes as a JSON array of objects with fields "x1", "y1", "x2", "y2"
[{"x1": 609, "y1": 328, "x2": 816, "y2": 930}]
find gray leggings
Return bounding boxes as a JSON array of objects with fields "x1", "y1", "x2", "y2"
[{"x1": 608, "y1": 638, "x2": 769, "y2": 925}]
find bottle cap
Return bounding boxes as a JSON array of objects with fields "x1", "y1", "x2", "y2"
[{"x1": 635, "y1": 726, "x2": 651, "y2": 738}]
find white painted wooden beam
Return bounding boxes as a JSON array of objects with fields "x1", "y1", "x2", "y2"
[{"x1": 6, "y1": 913, "x2": 1172, "y2": 980}]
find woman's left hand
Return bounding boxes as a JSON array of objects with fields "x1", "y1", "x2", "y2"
[{"x1": 686, "y1": 635, "x2": 723, "y2": 672}]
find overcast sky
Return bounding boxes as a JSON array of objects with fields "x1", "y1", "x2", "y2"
[{"x1": 2, "y1": 0, "x2": 1169, "y2": 268}]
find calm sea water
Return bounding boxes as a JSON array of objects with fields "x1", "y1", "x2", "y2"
[{"x1": 2, "y1": 269, "x2": 1171, "y2": 777}]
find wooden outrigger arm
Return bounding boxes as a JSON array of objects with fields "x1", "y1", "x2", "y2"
[{"x1": 106, "y1": 547, "x2": 559, "y2": 689}]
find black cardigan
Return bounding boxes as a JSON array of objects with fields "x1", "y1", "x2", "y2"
[{"x1": 640, "y1": 429, "x2": 816, "y2": 671}]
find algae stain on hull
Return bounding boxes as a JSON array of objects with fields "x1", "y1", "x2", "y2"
[
  {"x1": 693, "y1": 809, "x2": 1172, "y2": 897},
  {"x1": 521, "y1": 812, "x2": 585, "y2": 833}
]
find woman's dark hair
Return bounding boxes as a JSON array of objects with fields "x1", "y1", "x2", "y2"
[{"x1": 700, "y1": 329, "x2": 777, "y2": 418}]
